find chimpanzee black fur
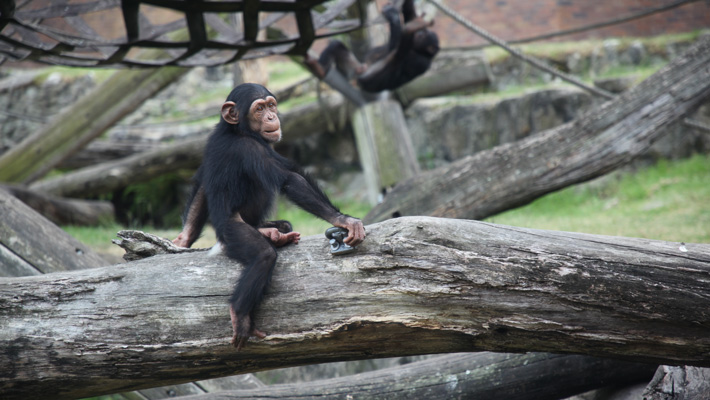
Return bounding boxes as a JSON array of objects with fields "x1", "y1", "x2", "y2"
[
  {"x1": 174, "y1": 83, "x2": 366, "y2": 350},
  {"x1": 313, "y1": 0, "x2": 439, "y2": 92}
]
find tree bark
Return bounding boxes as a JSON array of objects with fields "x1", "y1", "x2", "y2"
[
  {"x1": 179, "y1": 353, "x2": 656, "y2": 400},
  {"x1": 0, "y1": 67, "x2": 188, "y2": 184},
  {"x1": 365, "y1": 33, "x2": 710, "y2": 223},
  {"x1": 1, "y1": 184, "x2": 114, "y2": 226},
  {"x1": 29, "y1": 137, "x2": 205, "y2": 198},
  {"x1": 643, "y1": 365, "x2": 710, "y2": 400},
  {"x1": 57, "y1": 140, "x2": 165, "y2": 170},
  {"x1": 0, "y1": 189, "x2": 108, "y2": 277},
  {"x1": 1, "y1": 216, "x2": 708, "y2": 400}
]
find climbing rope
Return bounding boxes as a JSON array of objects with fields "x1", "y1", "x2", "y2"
[
  {"x1": 427, "y1": 0, "x2": 614, "y2": 100},
  {"x1": 426, "y1": 0, "x2": 710, "y2": 133}
]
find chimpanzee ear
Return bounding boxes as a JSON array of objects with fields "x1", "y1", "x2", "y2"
[{"x1": 221, "y1": 101, "x2": 239, "y2": 125}]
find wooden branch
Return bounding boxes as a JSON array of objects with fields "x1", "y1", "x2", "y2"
[
  {"x1": 180, "y1": 353, "x2": 656, "y2": 400},
  {"x1": 365, "y1": 33, "x2": 710, "y2": 223},
  {"x1": 1, "y1": 184, "x2": 114, "y2": 226},
  {"x1": 57, "y1": 140, "x2": 165, "y2": 170},
  {"x1": 1, "y1": 217, "x2": 709, "y2": 400},
  {"x1": 29, "y1": 137, "x2": 205, "y2": 198}
]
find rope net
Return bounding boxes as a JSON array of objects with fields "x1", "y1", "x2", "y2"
[{"x1": 0, "y1": 0, "x2": 362, "y2": 67}]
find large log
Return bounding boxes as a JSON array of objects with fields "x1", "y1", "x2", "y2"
[
  {"x1": 365, "y1": 33, "x2": 710, "y2": 223},
  {"x1": 57, "y1": 140, "x2": 166, "y2": 170},
  {"x1": 1, "y1": 216, "x2": 708, "y2": 400},
  {"x1": 29, "y1": 137, "x2": 205, "y2": 198},
  {"x1": 0, "y1": 189, "x2": 108, "y2": 277},
  {"x1": 1, "y1": 184, "x2": 114, "y2": 226},
  {"x1": 180, "y1": 353, "x2": 656, "y2": 400}
]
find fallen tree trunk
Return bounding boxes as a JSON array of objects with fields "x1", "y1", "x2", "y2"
[
  {"x1": 365, "y1": 33, "x2": 710, "y2": 223},
  {"x1": 57, "y1": 140, "x2": 166, "y2": 170},
  {"x1": 1, "y1": 184, "x2": 114, "y2": 226},
  {"x1": 29, "y1": 137, "x2": 205, "y2": 198},
  {"x1": 180, "y1": 353, "x2": 656, "y2": 400},
  {"x1": 1, "y1": 217, "x2": 708, "y2": 399}
]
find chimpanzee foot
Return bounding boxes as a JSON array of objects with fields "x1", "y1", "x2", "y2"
[{"x1": 230, "y1": 305, "x2": 266, "y2": 350}]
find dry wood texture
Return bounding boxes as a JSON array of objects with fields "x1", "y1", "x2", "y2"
[{"x1": 1, "y1": 217, "x2": 708, "y2": 399}]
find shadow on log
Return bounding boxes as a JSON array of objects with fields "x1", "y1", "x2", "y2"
[{"x1": 1, "y1": 217, "x2": 708, "y2": 399}]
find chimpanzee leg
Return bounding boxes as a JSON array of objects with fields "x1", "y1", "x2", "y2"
[
  {"x1": 260, "y1": 220, "x2": 293, "y2": 234},
  {"x1": 220, "y1": 220, "x2": 278, "y2": 350}
]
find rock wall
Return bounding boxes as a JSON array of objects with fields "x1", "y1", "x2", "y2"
[
  {"x1": 0, "y1": 72, "x2": 96, "y2": 153},
  {"x1": 406, "y1": 87, "x2": 710, "y2": 170}
]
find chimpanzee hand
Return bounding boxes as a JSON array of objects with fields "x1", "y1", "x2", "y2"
[
  {"x1": 172, "y1": 231, "x2": 191, "y2": 248},
  {"x1": 334, "y1": 215, "x2": 366, "y2": 247},
  {"x1": 259, "y1": 227, "x2": 300, "y2": 247}
]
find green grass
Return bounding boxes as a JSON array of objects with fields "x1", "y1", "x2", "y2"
[{"x1": 485, "y1": 154, "x2": 710, "y2": 243}]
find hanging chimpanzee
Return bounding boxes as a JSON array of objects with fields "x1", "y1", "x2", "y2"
[
  {"x1": 173, "y1": 83, "x2": 366, "y2": 350},
  {"x1": 307, "y1": 0, "x2": 439, "y2": 92}
]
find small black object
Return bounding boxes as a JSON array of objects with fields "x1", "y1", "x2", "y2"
[{"x1": 325, "y1": 227, "x2": 355, "y2": 255}]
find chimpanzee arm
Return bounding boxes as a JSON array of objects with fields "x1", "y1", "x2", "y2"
[
  {"x1": 402, "y1": 0, "x2": 417, "y2": 23},
  {"x1": 173, "y1": 169, "x2": 209, "y2": 248},
  {"x1": 309, "y1": 40, "x2": 365, "y2": 80},
  {"x1": 282, "y1": 171, "x2": 341, "y2": 222},
  {"x1": 382, "y1": 4, "x2": 402, "y2": 53},
  {"x1": 281, "y1": 170, "x2": 365, "y2": 246}
]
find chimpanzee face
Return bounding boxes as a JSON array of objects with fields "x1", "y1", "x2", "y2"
[
  {"x1": 220, "y1": 84, "x2": 282, "y2": 143},
  {"x1": 247, "y1": 96, "x2": 281, "y2": 143}
]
